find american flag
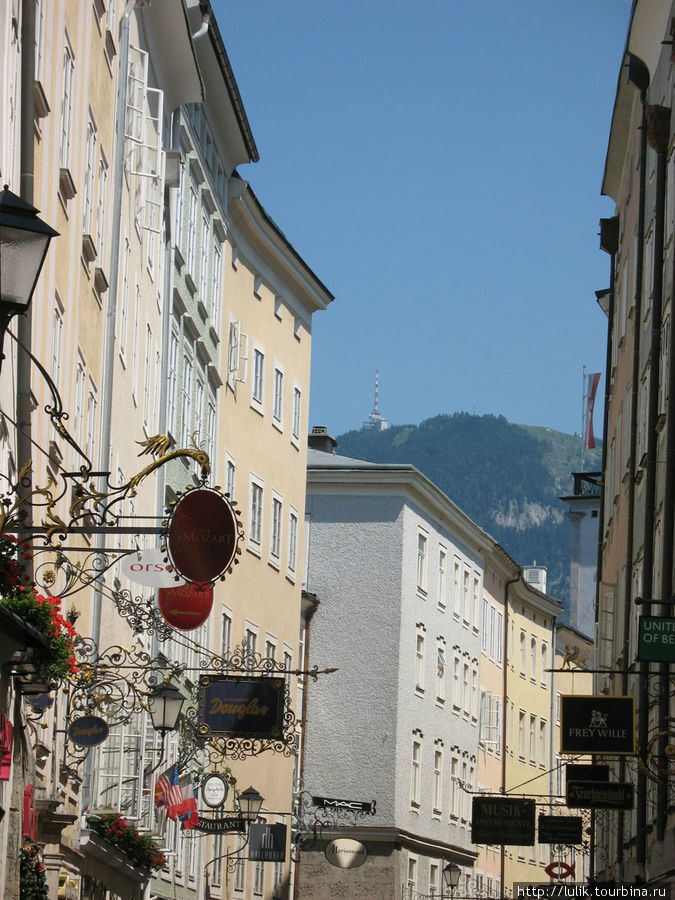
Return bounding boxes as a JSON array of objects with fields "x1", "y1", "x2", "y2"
[{"x1": 155, "y1": 764, "x2": 183, "y2": 819}]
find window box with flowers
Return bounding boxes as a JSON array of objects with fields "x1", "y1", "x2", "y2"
[
  {"x1": 85, "y1": 815, "x2": 166, "y2": 872},
  {"x1": 0, "y1": 535, "x2": 79, "y2": 687}
]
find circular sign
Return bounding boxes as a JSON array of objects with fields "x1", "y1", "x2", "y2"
[
  {"x1": 202, "y1": 774, "x2": 228, "y2": 808},
  {"x1": 544, "y1": 861, "x2": 575, "y2": 880},
  {"x1": 121, "y1": 547, "x2": 184, "y2": 588},
  {"x1": 166, "y1": 488, "x2": 239, "y2": 584},
  {"x1": 68, "y1": 715, "x2": 109, "y2": 747},
  {"x1": 158, "y1": 582, "x2": 213, "y2": 630},
  {"x1": 324, "y1": 839, "x2": 368, "y2": 870}
]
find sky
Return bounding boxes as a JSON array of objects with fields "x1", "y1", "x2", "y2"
[{"x1": 217, "y1": 1, "x2": 633, "y2": 438}]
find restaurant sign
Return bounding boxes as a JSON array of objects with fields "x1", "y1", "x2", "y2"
[
  {"x1": 471, "y1": 797, "x2": 536, "y2": 845},
  {"x1": 560, "y1": 695, "x2": 635, "y2": 755},
  {"x1": 538, "y1": 815, "x2": 583, "y2": 845},
  {"x1": 68, "y1": 716, "x2": 109, "y2": 747},
  {"x1": 166, "y1": 487, "x2": 240, "y2": 584},
  {"x1": 194, "y1": 816, "x2": 244, "y2": 834},
  {"x1": 566, "y1": 781, "x2": 634, "y2": 809},
  {"x1": 638, "y1": 616, "x2": 675, "y2": 662},
  {"x1": 198, "y1": 675, "x2": 285, "y2": 739}
]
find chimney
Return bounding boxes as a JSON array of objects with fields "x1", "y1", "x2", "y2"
[{"x1": 308, "y1": 426, "x2": 338, "y2": 454}]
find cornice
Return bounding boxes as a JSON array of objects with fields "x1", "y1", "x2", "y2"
[{"x1": 310, "y1": 825, "x2": 478, "y2": 865}]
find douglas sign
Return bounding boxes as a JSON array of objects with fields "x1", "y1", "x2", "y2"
[{"x1": 198, "y1": 675, "x2": 285, "y2": 739}]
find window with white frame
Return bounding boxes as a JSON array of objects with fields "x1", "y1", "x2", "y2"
[
  {"x1": 416, "y1": 532, "x2": 428, "y2": 592},
  {"x1": 452, "y1": 654, "x2": 460, "y2": 709},
  {"x1": 273, "y1": 367, "x2": 283, "y2": 424},
  {"x1": 460, "y1": 760, "x2": 468, "y2": 823},
  {"x1": 95, "y1": 153, "x2": 108, "y2": 266},
  {"x1": 449, "y1": 756, "x2": 458, "y2": 819},
  {"x1": 472, "y1": 574, "x2": 480, "y2": 629},
  {"x1": 180, "y1": 339, "x2": 194, "y2": 448},
  {"x1": 186, "y1": 179, "x2": 198, "y2": 273},
  {"x1": 86, "y1": 379, "x2": 98, "y2": 462},
  {"x1": 118, "y1": 237, "x2": 130, "y2": 359},
  {"x1": 519, "y1": 630, "x2": 526, "y2": 675},
  {"x1": 93, "y1": 716, "x2": 142, "y2": 813},
  {"x1": 471, "y1": 664, "x2": 478, "y2": 719},
  {"x1": 529, "y1": 714, "x2": 536, "y2": 765},
  {"x1": 194, "y1": 364, "x2": 205, "y2": 443},
  {"x1": 264, "y1": 638, "x2": 277, "y2": 662},
  {"x1": 132, "y1": 284, "x2": 140, "y2": 401},
  {"x1": 252, "y1": 348, "x2": 264, "y2": 408},
  {"x1": 414, "y1": 629, "x2": 425, "y2": 693},
  {"x1": 167, "y1": 319, "x2": 179, "y2": 436},
  {"x1": 453, "y1": 559, "x2": 460, "y2": 617},
  {"x1": 211, "y1": 237, "x2": 222, "y2": 324},
  {"x1": 462, "y1": 663, "x2": 469, "y2": 713},
  {"x1": 249, "y1": 478, "x2": 263, "y2": 548},
  {"x1": 143, "y1": 323, "x2": 152, "y2": 429},
  {"x1": 518, "y1": 710, "x2": 526, "y2": 759},
  {"x1": 288, "y1": 509, "x2": 298, "y2": 574},
  {"x1": 253, "y1": 859, "x2": 264, "y2": 895},
  {"x1": 540, "y1": 642, "x2": 548, "y2": 685},
  {"x1": 292, "y1": 386, "x2": 301, "y2": 441},
  {"x1": 283, "y1": 649, "x2": 292, "y2": 696},
  {"x1": 433, "y1": 747, "x2": 443, "y2": 814},
  {"x1": 438, "y1": 547, "x2": 446, "y2": 608},
  {"x1": 206, "y1": 388, "x2": 217, "y2": 470},
  {"x1": 226, "y1": 456, "x2": 235, "y2": 500},
  {"x1": 430, "y1": 864, "x2": 439, "y2": 898},
  {"x1": 462, "y1": 569, "x2": 470, "y2": 622},
  {"x1": 272, "y1": 861, "x2": 283, "y2": 899},
  {"x1": 199, "y1": 206, "x2": 210, "y2": 301},
  {"x1": 244, "y1": 624, "x2": 258, "y2": 669},
  {"x1": 482, "y1": 598, "x2": 489, "y2": 651},
  {"x1": 496, "y1": 610, "x2": 503, "y2": 664},
  {"x1": 539, "y1": 719, "x2": 547, "y2": 768},
  {"x1": 233, "y1": 853, "x2": 245, "y2": 892},
  {"x1": 407, "y1": 856, "x2": 418, "y2": 895},
  {"x1": 74, "y1": 356, "x2": 86, "y2": 447},
  {"x1": 83, "y1": 116, "x2": 97, "y2": 235},
  {"x1": 52, "y1": 300, "x2": 64, "y2": 386},
  {"x1": 436, "y1": 643, "x2": 446, "y2": 702},
  {"x1": 270, "y1": 495, "x2": 282, "y2": 561},
  {"x1": 60, "y1": 41, "x2": 75, "y2": 168},
  {"x1": 221, "y1": 609, "x2": 232, "y2": 659},
  {"x1": 410, "y1": 738, "x2": 421, "y2": 807},
  {"x1": 530, "y1": 636, "x2": 537, "y2": 682}
]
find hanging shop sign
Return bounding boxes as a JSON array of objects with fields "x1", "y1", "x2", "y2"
[
  {"x1": 158, "y1": 582, "x2": 213, "y2": 630},
  {"x1": 201, "y1": 773, "x2": 228, "y2": 808},
  {"x1": 544, "y1": 861, "x2": 576, "y2": 880},
  {"x1": 325, "y1": 838, "x2": 368, "y2": 870},
  {"x1": 566, "y1": 781, "x2": 634, "y2": 809},
  {"x1": 566, "y1": 764, "x2": 609, "y2": 786},
  {"x1": 638, "y1": 615, "x2": 675, "y2": 662},
  {"x1": 68, "y1": 715, "x2": 109, "y2": 747},
  {"x1": 312, "y1": 796, "x2": 376, "y2": 815},
  {"x1": 121, "y1": 547, "x2": 182, "y2": 588},
  {"x1": 538, "y1": 815, "x2": 583, "y2": 845},
  {"x1": 249, "y1": 824, "x2": 287, "y2": 862},
  {"x1": 560, "y1": 695, "x2": 635, "y2": 755},
  {"x1": 471, "y1": 797, "x2": 536, "y2": 845},
  {"x1": 198, "y1": 675, "x2": 285, "y2": 739},
  {"x1": 166, "y1": 488, "x2": 239, "y2": 584},
  {"x1": 194, "y1": 815, "x2": 244, "y2": 834}
]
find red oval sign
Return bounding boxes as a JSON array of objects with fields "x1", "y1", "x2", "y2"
[
  {"x1": 158, "y1": 582, "x2": 214, "y2": 630},
  {"x1": 544, "y1": 861, "x2": 575, "y2": 880},
  {"x1": 166, "y1": 488, "x2": 238, "y2": 583}
]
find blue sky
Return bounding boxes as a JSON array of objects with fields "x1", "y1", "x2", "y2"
[{"x1": 219, "y1": 1, "x2": 633, "y2": 438}]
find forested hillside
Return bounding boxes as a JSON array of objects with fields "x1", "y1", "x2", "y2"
[{"x1": 335, "y1": 413, "x2": 602, "y2": 612}]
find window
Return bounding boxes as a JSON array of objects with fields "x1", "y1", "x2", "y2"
[
  {"x1": 175, "y1": 159, "x2": 184, "y2": 251},
  {"x1": 143, "y1": 323, "x2": 152, "y2": 428},
  {"x1": 226, "y1": 457, "x2": 235, "y2": 500},
  {"x1": 86, "y1": 380, "x2": 98, "y2": 462},
  {"x1": 519, "y1": 630, "x2": 526, "y2": 675},
  {"x1": 473, "y1": 575, "x2": 480, "y2": 629},
  {"x1": 83, "y1": 117, "x2": 97, "y2": 235},
  {"x1": 167, "y1": 321, "x2": 179, "y2": 436},
  {"x1": 449, "y1": 757, "x2": 458, "y2": 818},
  {"x1": 60, "y1": 42, "x2": 75, "y2": 168},
  {"x1": 453, "y1": 559, "x2": 461, "y2": 616},
  {"x1": 438, "y1": 548, "x2": 447, "y2": 608},
  {"x1": 74, "y1": 357, "x2": 86, "y2": 446},
  {"x1": 530, "y1": 636, "x2": 537, "y2": 682},
  {"x1": 462, "y1": 663, "x2": 469, "y2": 713},
  {"x1": 211, "y1": 238, "x2": 222, "y2": 325},
  {"x1": 233, "y1": 853, "x2": 245, "y2": 892},
  {"x1": 433, "y1": 749, "x2": 443, "y2": 813},
  {"x1": 52, "y1": 302, "x2": 64, "y2": 386},
  {"x1": 407, "y1": 856, "x2": 418, "y2": 895},
  {"x1": 288, "y1": 510, "x2": 298, "y2": 573},
  {"x1": 221, "y1": 610, "x2": 232, "y2": 659},
  {"x1": 463, "y1": 569, "x2": 470, "y2": 622},
  {"x1": 199, "y1": 206, "x2": 210, "y2": 300},
  {"x1": 264, "y1": 639, "x2": 277, "y2": 662},
  {"x1": 283, "y1": 650, "x2": 293, "y2": 696},
  {"x1": 180, "y1": 342, "x2": 193, "y2": 448},
  {"x1": 410, "y1": 739, "x2": 421, "y2": 807},
  {"x1": 95, "y1": 153, "x2": 108, "y2": 265},
  {"x1": 518, "y1": 710, "x2": 526, "y2": 759},
  {"x1": 244, "y1": 625, "x2": 258, "y2": 669},
  {"x1": 273, "y1": 367, "x2": 283, "y2": 424},
  {"x1": 482, "y1": 598, "x2": 489, "y2": 651},
  {"x1": 436, "y1": 644, "x2": 446, "y2": 702},
  {"x1": 539, "y1": 719, "x2": 547, "y2": 768},
  {"x1": 206, "y1": 389, "x2": 216, "y2": 470},
  {"x1": 118, "y1": 237, "x2": 130, "y2": 359},
  {"x1": 430, "y1": 864, "x2": 439, "y2": 898},
  {"x1": 249, "y1": 480, "x2": 263, "y2": 548},
  {"x1": 415, "y1": 631, "x2": 425, "y2": 692},
  {"x1": 186, "y1": 180, "x2": 198, "y2": 273},
  {"x1": 292, "y1": 386, "x2": 302, "y2": 441},
  {"x1": 252, "y1": 348, "x2": 264, "y2": 407},
  {"x1": 132, "y1": 285, "x2": 140, "y2": 401},
  {"x1": 540, "y1": 642, "x2": 548, "y2": 685},
  {"x1": 496, "y1": 611, "x2": 503, "y2": 664},
  {"x1": 253, "y1": 859, "x2": 264, "y2": 894},
  {"x1": 556, "y1": 691, "x2": 561, "y2": 724},
  {"x1": 271, "y1": 495, "x2": 282, "y2": 561},
  {"x1": 529, "y1": 714, "x2": 537, "y2": 765},
  {"x1": 452, "y1": 655, "x2": 460, "y2": 709},
  {"x1": 471, "y1": 665, "x2": 478, "y2": 719},
  {"x1": 417, "y1": 532, "x2": 427, "y2": 591}
]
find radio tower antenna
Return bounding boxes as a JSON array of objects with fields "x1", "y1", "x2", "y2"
[
  {"x1": 372, "y1": 370, "x2": 381, "y2": 419},
  {"x1": 364, "y1": 371, "x2": 388, "y2": 431}
]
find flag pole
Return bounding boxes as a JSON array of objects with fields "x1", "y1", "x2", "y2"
[{"x1": 581, "y1": 365, "x2": 587, "y2": 471}]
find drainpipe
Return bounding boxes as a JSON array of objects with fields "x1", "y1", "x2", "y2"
[
  {"x1": 499, "y1": 568, "x2": 520, "y2": 900},
  {"x1": 619, "y1": 53, "x2": 649, "y2": 875},
  {"x1": 83, "y1": 0, "x2": 137, "y2": 819},
  {"x1": 191, "y1": 8, "x2": 211, "y2": 40}
]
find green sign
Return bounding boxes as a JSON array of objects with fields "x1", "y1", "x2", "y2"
[{"x1": 638, "y1": 616, "x2": 675, "y2": 662}]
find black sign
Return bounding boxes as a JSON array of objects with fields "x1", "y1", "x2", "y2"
[
  {"x1": 566, "y1": 764, "x2": 609, "y2": 786},
  {"x1": 566, "y1": 781, "x2": 634, "y2": 809},
  {"x1": 560, "y1": 696, "x2": 635, "y2": 755},
  {"x1": 471, "y1": 797, "x2": 536, "y2": 845},
  {"x1": 195, "y1": 816, "x2": 245, "y2": 834},
  {"x1": 248, "y1": 824, "x2": 287, "y2": 862},
  {"x1": 198, "y1": 675, "x2": 285, "y2": 739},
  {"x1": 312, "y1": 796, "x2": 376, "y2": 815},
  {"x1": 538, "y1": 815, "x2": 583, "y2": 845}
]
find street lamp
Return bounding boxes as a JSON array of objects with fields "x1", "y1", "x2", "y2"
[
  {"x1": 442, "y1": 861, "x2": 461, "y2": 900},
  {"x1": 0, "y1": 185, "x2": 58, "y2": 367},
  {"x1": 238, "y1": 785, "x2": 264, "y2": 824},
  {"x1": 145, "y1": 684, "x2": 185, "y2": 774}
]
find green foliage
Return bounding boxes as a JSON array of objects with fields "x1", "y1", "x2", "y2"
[
  {"x1": 0, "y1": 588, "x2": 78, "y2": 681},
  {"x1": 20, "y1": 846, "x2": 48, "y2": 900},
  {"x1": 337, "y1": 414, "x2": 602, "y2": 610},
  {"x1": 87, "y1": 814, "x2": 166, "y2": 871}
]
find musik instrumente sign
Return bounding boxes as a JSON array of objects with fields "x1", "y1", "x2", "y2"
[
  {"x1": 198, "y1": 675, "x2": 285, "y2": 739},
  {"x1": 471, "y1": 797, "x2": 536, "y2": 845},
  {"x1": 560, "y1": 696, "x2": 636, "y2": 755},
  {"x1": 166, "y1": 488, "x2": 239, "y2": 584}
]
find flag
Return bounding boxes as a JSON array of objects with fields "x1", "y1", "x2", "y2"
[
  {"x1": 585, "y1": 372, "x2": 601, "y2": 449},
  {"x1": 155, "y1": 764, "x2": 183, "y2": 819},
  {"x1": 176, "y1": 773, "x2": 199, "y2": 830}
]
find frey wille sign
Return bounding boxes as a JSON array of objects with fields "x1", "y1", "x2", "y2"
[
  {"x1": 560, "y1": 696, "x2": 636, "y2": 755},
  {"x1": 198, "y1": 675, "x2": 285, "y2": 739},
  {"x1": 166, "y1": 488, "x2": 239, "y2": 584},
  {"x1": 471, "y1": 797, "x2": 536, "y2": 845}
]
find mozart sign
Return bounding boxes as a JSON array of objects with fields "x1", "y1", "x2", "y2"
[
  {"x1": 158, "y1": 582, "x2": 213, "y2": 630},
  {"x1": 166, "y1": 488, "x2": 239, "y2": 584},
  {"x1": 198, "y1": 675, "x2": 285, "y2": 739}
]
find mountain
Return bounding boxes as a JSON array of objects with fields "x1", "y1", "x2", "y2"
[{"x1": 334, "y1": 413, "x2": 602, "y2": 613}]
